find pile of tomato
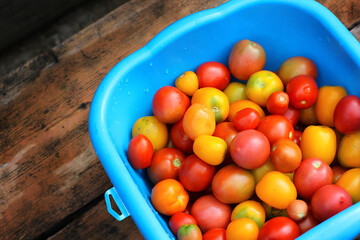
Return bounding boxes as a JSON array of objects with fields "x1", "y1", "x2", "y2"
[{"x1": 127, "y1": 39, "x2": 360, "y2": 240}]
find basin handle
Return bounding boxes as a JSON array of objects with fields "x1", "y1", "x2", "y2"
[{"x1": 104, "y1": 187, "x2": 130, "y2": 221}]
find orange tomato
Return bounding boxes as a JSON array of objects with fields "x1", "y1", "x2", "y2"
[
  {"x1": 245, "y1": 70, "x2": 284, "y2": 107},
  {"x1": 151, "y1": 179, "x2": 189, "y2": 216},
  {"x1": 175, "y1": 71, "x2": 199, "y2": 96},
  {"x1": 191, "y1": 87, "x2": 230, "y2": 123},
  {"x1": 223, "y1": 82, "x2": 248, "y2": 104},
  {"x1": 183, "y1": 103, "x2": 216, "y2": 140},
  {"x1": 193, "y1": 135, "x2": 227, "y2": 166},
  {"x1": 337, "y1": 131, "x2": 360, "y2": 168},
  {"x1": 336, "y1": 168, "x2": 360, "y2": 203},
  {"x1": 256, "y1": 171, "x2": 297, "y2": 209},
  {"x1": 228, "y1": 99, "x2": 265, "y2": 122},
  {"x1": 315, "y1": 86, "x2": 347, "y2": 127},
  {"x1": 300, "y1": 125, "x2": 337, "y2": 165},
  {"x1": 177, "y1": 224, "x2": 202, "y2": 240},
  {"x1": 299, "y1": 105, "x2": 318, "y2": 125},
  {"x1": 270, "y1": 139, "x2": 302, "y2": 173},
  {"x1": 226, "y1": 218, "x2": 259, "y2": 240},
  {"x1": 231, "y1": 200, "x2": 266, "y2": 229}
]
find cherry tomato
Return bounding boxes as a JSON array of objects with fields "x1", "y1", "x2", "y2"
[
  {"x1": 293, "y1": 158, "x2": 333, "y2": 200},
  {"x1": 270, "y1": 138, "x2": 302, "y2": 173},
  {"x1": 231, "y1": 200, "x2": 266, "y2": 229},
  {"x1": 286, "y1": 199, "x2": 308, "y2": 222},
  {"x1": 337, "y1": 131, "x2": 360, "y2": 168},
  {"x1": 257, "y1": 115, "x2": 294, "y2": 145},
  {"x1": 183, "y1": 103, "x2": 216, "y2": 140},
  {"x1": 223, "y1": 82, "x2": 247, "y2": 104},
  {"x1": 282, "y1": 105, "x2": 301, "y2": 127},
  {"x1": 278, "y1": 56, "x2": 318, "y2": 86},
  {"x1": 193, "y1": 135, "x2": 227, "y2": 166},
  {"x1": 132, "y1": 116, "x2": 168, "y2": 151},
  {"x1": 292, "y1": 130, "x2": 302, "y2": 147},
  {"x1": 152, "y1": 86, "x2": 190, "y2": 124},
  {"x1": 296, "y1": 211, "x2": 319, "y2": 234},
  {"x1": 262, "y1": 202, "x2": 288, "y2": 219},
  {"x1": 230, "y1": 129, "x2": 270, "y2": 169},
  {"x1": 169, "y1": 212, "x2": 197, "y2": 235},
  {"x1": 333, "y1": 95, "x2": 360, "y2": 134},
  {"x1": 251, "y1": 158, "x2": 276, "y2": 183},
  {"x1": 213, "y1": 121, "x2": 238, "y2": 147},
  {"x1": 212, "y1": 164, "x2": 255, "y2": 204},
  {"x1": 203, "y1": 228, "x2": 226, "y2": 240},
  {"x1": 232, "y1": 108, "x2": 261, "y2": 131},
  {"x1": 226, "y1": 218, "x2": 259, "y2": 240},
  {"x1": 256, "y1": 171, "x2": 297, "y2": 209},
  {"x1": 229, "y1": 99, "x2": 265, "y2": 122},
  {"x1": 258, "y1": 217, "x2": 300, "y2": 240},
  {"x1": 299, "y1": 104, "x2": 318, "y2": 126},
  {"x1": 190, "y1": 194, "x2": 232, "y2": 232},
  {"x1": 315, "y1": 85, "x2": 347, "y2": 127},
  {"x1": 151, "y1": 179, "x2": 189, "y2": 216},
  {"x1": 178, "y1": 154, "x2": 216, "y2": 192},
  {"x1": 332, "y1": 165, "x2": 347, "y2": 183},
  {"x1": 196, "y1": 61, "x2": 230, "y2": 90},
  {"x1": 147, "y1": 147, "x2": 185, "y2": 184},
  {"x1": 127, "y1": 134, "x2": 153, "y2": 169},
  {"x1": 266, "y1": 91, "x2": 289, "y2": 115},
  {"x1": 170, "y1": 118, "x2": 193, "y2": 154},
  {"x1": 177, "y1": 224, "x2": 202, "y2": 240},
  {"x1": 300, "y1": 125, "x2": 337, "y2": 165},
  {"x1": 286, "y1": 75, "x2": 318, "y2": 109},
  {"x1": 311, "y1": 184, "x2": 353, "y2": 222},
  {"x1": 336, "y1": 168, "x2": 360, "y2": 203},
  {"x1": 246, "y1": 70, "x2": 284, "y2": 107},
  {"x1": 228, "y1": 39, "x2": 266, "y2": 81},
  {"x1": 175, "y1": 71, "x2": 199, "y2": 96}
]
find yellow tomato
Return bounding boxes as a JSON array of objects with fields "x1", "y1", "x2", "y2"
[
  {"x1": 191, "y1": 87, "x2": 230, "y2": 123},
  {"x1": 251, "y1": 158, "x2": 275, "y2": 184},
  {"x1": 228, "y1": 99, "x2": 265, "y2": 122},
  {"x1": 255, "y1": 171, "x2": 297, "y2": 209},
  {"x1": 245, "y1": 70, "x2": 284, "y2": 107},
  {"x1": 336, "y1": 168, "x2": 360, "y2": 203},
  {"x1": 299, "y1": 105, "x2": 318, "y2": 125},
  {"x1": 223, "y1": 82, "x2": 248, "y2": 104},
  {"x1": 183, "y1": 103, "x2": 216, "y2": 140},
  {"x1": 338, "y1": 131, "x2": 360, "y2": 168},
  {"x1": 300, "y1": 125, "x2": 337, "y2": 165},
  {"x1": 231, "y1": 200, "x2": 266, "y2": 229},
  {"x1": 175, "y1": 71, "x2": 199, "y2": 96},
  {"x1": 315, "y1": 86, "x2": 347, "y2": 127},
  {"x1": 193, "y1": 135, "x2": 227, "y2": 165},
  {"x1": 132, "y1": 116, "x2": 168, "y2": 151},
  {"x1": 226, "y1": 218, "x2": 259, "y2": 240}
]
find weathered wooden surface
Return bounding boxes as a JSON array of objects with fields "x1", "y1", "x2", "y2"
[{"x1": 0, "y1": 0, "x2": 359, "y2": 239}]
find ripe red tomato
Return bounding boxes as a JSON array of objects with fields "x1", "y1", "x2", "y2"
[
  {"x1": 190, "y1": 194, "x2": 232, "y2": 232},
  {"x1": 127, "y1": 134, "x2": 153, "y2": 169},
  {"x1": 258, "y1": 217, "x2": 300, "y2": 240},
  {"x1": 286, "y1": 75, "x2": 318, "y2": 109},
  {"x1": 230, "y1": 129, "x2": 270, "y2": 169},
  {"x1": 203, "y1": 228, "x2": 226, "y2": 240},
  {"x1": 286, "y1": 199, "x2": 308, "y2": 222},
  {"x1": 270, "y1": 138, "x2": 302, "y2": 173},
  {"x1": 266, "y1": 91, "x2": 289, "y2": 115},
  {"x1": 196, "y1": 61, "x2": 230, "y2": 90},
  {"x1": 147, "y1": 148, "x2": 186, "y2": 184},
  {"x1": 311, "y1": 184, "x2": 353, "y2": 222},
  {"x1": 171, "y1": 118, "x2": 194, "y2": 154},
  {"x1": 292, "y1": 130, "x2": 302, "y2": 147},
  {"x1": 296, "y1": 211, "x2": 319, "y2": 234},
  {"x1": 232, "y1": 108, "x2": 261, "y2": 131},
  {"x1": 152, "y1": 86, "x2": 190, "y2": 124},
  {"x1": 169, "y1": 212, "x2": 197, "y2": 235},
  {"x1": 257, "y1": 115, "x2": 295, "y2": 145},
  {"x1": 293, "y1": 158, "x2": 333, "y2": 200},
  {"x1": 333, "y1": 95, "x2": 360, "y2": 134},
  {"x1": 178, "y1": 154, "x2": 216, "y2": 192},
  {"x1": 228, "y1": 39, "x2": 266, "y2": 81},
  {"x1": 282, "y1": 105, "x2": 301, "y2": 127}
]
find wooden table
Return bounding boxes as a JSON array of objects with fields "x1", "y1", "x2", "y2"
[{"x1": 1, "y1": 0, "x2": 359, "y2": 239}]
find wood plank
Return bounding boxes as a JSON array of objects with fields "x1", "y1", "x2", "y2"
[{"x1": 351, "y1": 23, "x2": 360, "y2": 42}]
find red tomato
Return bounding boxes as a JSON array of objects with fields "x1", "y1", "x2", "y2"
[
  {"x1": 266, "y1": 91, "x2": 289, "y2": 115},
  {"x1": 169, "y1": 212, "x2": 197, "y2": 235},
  {"x1": 213, "y1": 121, "x2": 239, "y2": 147},
  {"x1": 331, "y1": 165, "x2": 347, "y2": 183},
  {"x1": 228, "y1": 39, "x2": 266, "y2": 81},
  {"x1": 292, "y1": 130, "x2": 302, "y2": 147},
  {"x1": 147, "y1": 148, "x2": 186, "y2": 184},
  {"x1": 311, "y1": 184, "x2": 353, "y2": 222},
  {"x1": 286, "y1": 75, "x2": 318, "y2": 109},
  {"x1": 171, "y1": 118, "x2": 194, "y2": 154},
  {"x1": 296, "y1": 211, "x2": 319, "y2": 234},
  {"x1": 190, "y1": 194, "x2": 232, "y2": 232},
  {"x1": 230, "y1": 129, "x2": 270, "y2": 169},
  {"x1": 258, "y1": 217, "x2": 300, "y2": 240},
  {"x1": 127, "y1": 134, "x2": 153, "y2": 169},
  {"x1": 270, "y1": 139, "x2": 302, "y2": 173},
  {"x1": 203, "y1": 228, "x2": 226, "y2": 240},
  {"x1": 286, "y1": 199, "x2": 308, "y2": 222},
  {"x1": 179, "y1": 154, "x2": 216, "y2": 192},
  {"x1": 152, "y1": 86, "x2": 190, "y2": 124},
  {"x1": 196, "y1": 62, "x2": 230, "y2": 90},
  {"x1": 257, "y1": 115, "x2": 295, "y2": 145},
  {"x1": 293, "y1": 158, "x2": 333, "y2": 200},
  {"x1": 333, "y1": 95, "x2": 360, "y2": 134},
  {"x1": 282, "y1": 105, "x2": 301, "y2": 127},
  {"x1": 232, "y1": 108, "x2": 261, "y2": 131}
]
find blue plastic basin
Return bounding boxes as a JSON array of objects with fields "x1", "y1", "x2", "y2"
[{"x1": 89, "y1": 0, "x2": 360, "y2": 239}]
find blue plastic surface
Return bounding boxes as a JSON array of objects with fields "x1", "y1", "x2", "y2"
[
  {"x1": 89, "y1": 0, "x2": 360, "y2": 239},
  {"x1": 104, "y1": 187, "x2": 130, "y2": 221}
]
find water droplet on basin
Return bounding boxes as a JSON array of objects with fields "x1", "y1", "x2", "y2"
[
  {"x1": 165, "y1": 69, "x2": 169, "y2": 74},
  {"x1": 149, "y1": 62, "x2": 153, "y2": 67},
  {"x1": 127, "y1": 91, "x2": 131, "y2": 95}
]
